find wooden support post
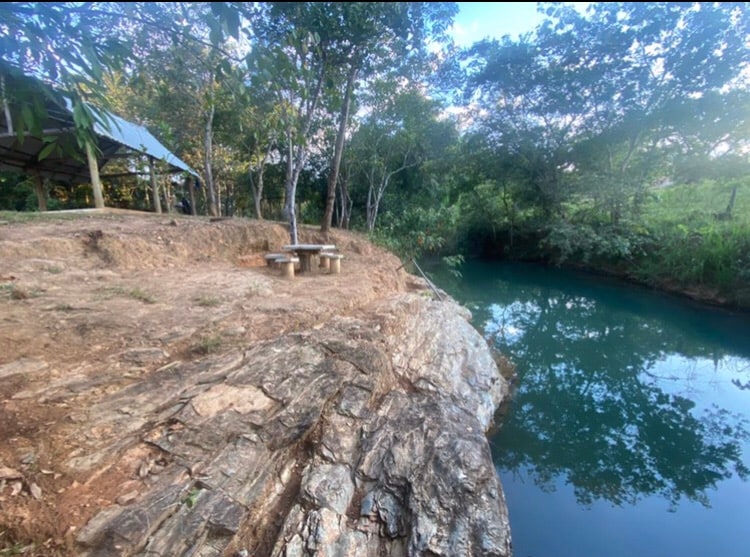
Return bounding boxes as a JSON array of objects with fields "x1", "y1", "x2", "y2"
[
  {"x1": 149, "y1": 157, "x2": 162, "y2": 214},
  {"x1": 85, "y1": 141, "x2": 105, "y2": 209},
  {"x1": 32, "y1": 172, "x2": 47, "y2": 212}
]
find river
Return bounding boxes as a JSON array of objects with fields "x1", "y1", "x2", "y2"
[{"x1": 427, "y1": 259, "x2": 750, "y2": 557}]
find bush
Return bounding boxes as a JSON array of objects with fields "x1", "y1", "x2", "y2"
[
  {"x1": 370, "y1": 205, "x2": 458, "y2": 261},
  {"x1": 636, "y1": 221, "x2": 750, "y2": 294},
  {"x1": 539, "y1": 221, "x2": 646, "y2": 265}
]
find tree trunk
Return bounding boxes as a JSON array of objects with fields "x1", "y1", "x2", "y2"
[
  {"x1": 283, "y1": 69, "x2": 324, "y2": 244},
  {"x1": 321, "y1": 66, "x2": 357, "y2": 234},
  {"x1": 204, "y1": 103, "x2": 219, "y2": 217},
  {"x1": 163, "y1": 175, "x2": 173, "y2": 214},
  {"x1": 284, "y1": 135, "x2": 299, "y2": 244},
  {"x1": 250, "y1": 145, "x2": 272, "y2": 220},
  {"x1": 250, "y1": 168, "x2": 263, "y2": 220},
  {"x1": 188, "y1": 177, "x2": 197, "y2": 216},
  {"x1": 1, "y1": 76, "x2": 13, "y2": 136},
  {"x1": 366, "y1": 174, "x2": 388, "y2": 233},
  {"x1": 149, "y1": 157, "x2": 162, "y2": 214},
  {"x1": 715, "y1": 185, "x2": 738, "y2": 220},
  {"x1": 337, "y1": 172, "x2": 352, "y2": 229},
  {"x1": 85, "y1": 141, "x2": 105, "y2": 209},
  {"x1": 365, "y1": 153, "x2": 418, "y2": 232},
  {"x1": 725, "y1": 184, "x2": 738, "y2": 216}
]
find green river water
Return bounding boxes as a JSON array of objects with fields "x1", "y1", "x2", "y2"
[{"x1": 427, "y1": 259, "x2": 750, "y2": 557}]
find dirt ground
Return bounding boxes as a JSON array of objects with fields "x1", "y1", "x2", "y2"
[{"x1": 0, "y1": 209, "x2": 416, "y2": 554}]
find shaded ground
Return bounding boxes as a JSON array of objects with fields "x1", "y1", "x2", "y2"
[{"x1": 0, "y1": 210, "x2": 421, "y2": 555}]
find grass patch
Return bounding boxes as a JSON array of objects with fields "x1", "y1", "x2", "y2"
[
  {"x1": 128, "y1": 288, "x2": 156, "y2": 304},
  {"x1": 98, "y1": 285, "x2": 156, "y2": 304},
  {"x1": 97, "y1": 286, "x2": 126, "y2": 299},
  {"x1": 632, "y1": 179, "x2": 750, "y2": 303},
  {"x1": 246, "y1": 280, "x2": 273, "y2": 297},
  {"x1": 194, "y1": 295, "x2": 221, "y2": 307},
  {"x1": 0, "y1": 210, "x2": 84, "y2": 224},
  {"x1": 190, "y1": 334, "x2": 223, "y2": 355},
  {"x1": 0, "y1": 284, "x2": 36, "y2": 300},
  {"x1": 643, "y1": 179, "x2": 750, "y2": 227},
  {"x1": 181, "y1": 486, "x2": 203, "y2": 509},
  {"x1": 0, "y1": 541, "x2": 36, "y2": 556}
]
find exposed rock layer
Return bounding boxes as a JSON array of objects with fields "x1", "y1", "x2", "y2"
[{"x1": 75, "y1": 294, "x2": 512, "y2": 556}]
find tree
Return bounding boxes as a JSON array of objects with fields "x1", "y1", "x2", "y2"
[
  {"x1": 108, "y1": 2, "x2": 249, "y2": 216},
  {"x1": 347, "y1": 87, "x2": 457, "y2": 232},
  {"x1": 246, "y1": 2, "x2": 458, "y2": 240},
  {"x1": 2, "y1": 3, "x2": 247, "y2": 213},
  {"x1": 302, "y1": 2, "x2": 459, "y2": 234},
  {"x1": 247, "y1": 4, "x2": 329, "y2": 243},
  {"x1": 236, "y1": 100, "x2": 282, "y2": 220},
  {"x1": 460, "y1": 2, "x2": 750, "y2": 224}
]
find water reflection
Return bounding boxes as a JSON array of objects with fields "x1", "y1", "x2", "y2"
[{"x1": 428, "y1": 260, "x2": 750, "y2": 509}]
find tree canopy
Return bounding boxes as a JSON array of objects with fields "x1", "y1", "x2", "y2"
[{"x1": 1, "y1": 2, "x2": 749, "y2": 297}]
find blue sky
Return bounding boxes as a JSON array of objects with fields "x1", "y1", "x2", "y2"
[
  {"x1": 450, "y1": 2, "x2": 590, "y2": 46},
  {"x1": 450, "y1": 2, "x2": 544, "y2": 46}
]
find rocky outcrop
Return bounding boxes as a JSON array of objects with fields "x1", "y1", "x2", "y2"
[{"x1": 74, "y1": 293, "x2": 512, "y2": 556}]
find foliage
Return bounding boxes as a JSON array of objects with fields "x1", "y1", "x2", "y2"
[
  {"x1": 371, "y1": 204, "x2": 457, "y2": 261},
  {"x1": 631, "y1": 181, "x2": 750, "y2": 302},
  {"x1": 456, "y1": 2, "x2": 750, "y2": 226},
  {"x1": 0, "y1": 2, "x2": 233, "y2": 153},
  {"x1": 539, "y1": 221, "x2": 646, "y2": 265},
  {"x1": 442, "y1": 253, "x2": 465, "y2": 278},
  {"x1": 345, "y1": 87, "x2": 455, "y2": 232},
  {"x1": 0, "y1": 2, "x2": 132, "y2": 146}
]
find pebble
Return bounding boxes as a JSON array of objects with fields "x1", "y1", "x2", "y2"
[
  {"x1": 29, "y1": 482, "x2": 42, "y2": 500},
  {"x1": 116, "y1": 490, "x2": 139, "y2": 505}
]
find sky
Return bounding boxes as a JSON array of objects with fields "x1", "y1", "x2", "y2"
[
  {"x1": 450, "y1": 2, "x2": 591, "y2": 47},
  {"x1": 450, "y1": 2, "x2": 545, "y2": 46}
]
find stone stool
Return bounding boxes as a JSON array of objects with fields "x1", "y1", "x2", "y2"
[
  {"x1": 277, "y1": 256, "x2": 299, "y2": 278},
  {"x1": 320, "y1": 253, "x2": 343, "y2": 274}
]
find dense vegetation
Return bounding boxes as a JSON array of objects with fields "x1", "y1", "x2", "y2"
[{"x1": 1, "y1": 2, "x2": 749, "y2": 306}]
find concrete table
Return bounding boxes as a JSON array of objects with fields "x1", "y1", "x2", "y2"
[{"x1": 282, "y1": 244, "x2": 336, "y2": 273}]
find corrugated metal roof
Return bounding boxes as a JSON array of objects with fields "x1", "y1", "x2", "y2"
[
  {"x1": 94, "y1": 109, "x2": 199, "y2": 178},
  {"x1": 0, "y1": 100, "x2": 199, "y2": 183}
]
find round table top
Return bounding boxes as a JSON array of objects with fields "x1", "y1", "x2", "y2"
[{"x1": 283, "y1": 244, "x2": 336, "y2": 251}]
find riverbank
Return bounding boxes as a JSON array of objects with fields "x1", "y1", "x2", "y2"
[
  {"x1": 552, "y1": 258, "x2": 750, "y2": 315},
  {"x1": 0, "y1": 211, "x2": 513, "y2": 556}
]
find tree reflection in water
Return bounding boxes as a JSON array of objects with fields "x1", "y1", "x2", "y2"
[{"x1": 430, "y1": 260, "x2": 750, "y2": 509}]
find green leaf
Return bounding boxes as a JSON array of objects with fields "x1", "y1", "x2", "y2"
[
  {"x1": 38, "y1": 140, "x2": 59, "y2": 161},
  {"x1": 20, "y1": 104, "x2": 34, "y2": 132}
]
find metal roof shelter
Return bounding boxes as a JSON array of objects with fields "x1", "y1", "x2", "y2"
[{"x1": 0, "y1": 81, "x2": 199, "y2": 212}]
